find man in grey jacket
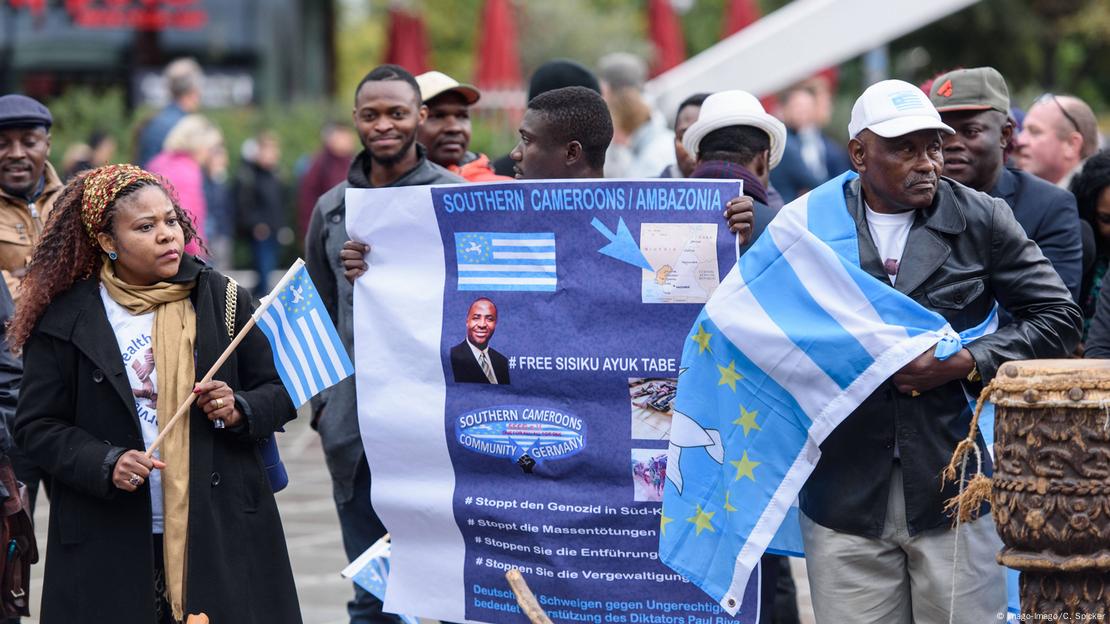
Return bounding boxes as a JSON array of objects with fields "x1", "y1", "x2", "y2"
[{"x1": 305, "y1": 64, "x2": 462, "y2": 624}]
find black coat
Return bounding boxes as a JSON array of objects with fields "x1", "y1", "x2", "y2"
[
  {"x1": 13, "y1": 256, "x2": 301, "y2": 623},
  {"x1": 450, "y1": 340, "x2": 510, "y2": 384},
  {"x1": 234, "y1": 161, "x2": 286, "y2": 235},
  {"x1": 0, "y1": 279, "x2": 21, "y2": 461},
  {"x1": 800, "y1": 178, "x2": 1081, "y2": 538},
  {"x1": 990, "y1": 167, "x2": 1083, "y2": 301}
]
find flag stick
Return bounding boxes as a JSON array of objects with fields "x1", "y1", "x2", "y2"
[{"x1": 144, "y1": 259, "x2": 307, "y2": 458}]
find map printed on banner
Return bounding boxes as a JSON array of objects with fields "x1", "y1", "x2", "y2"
[
  {"x1": 347, "y1": 179, "x2": 758, "y2": 624},
  {"x1": 640, "y1": 223, "x2": 720, "y2": 304}
]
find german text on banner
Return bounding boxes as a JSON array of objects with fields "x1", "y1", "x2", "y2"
[{"x1": 346, "y1": 179, "x2": 761, "y2": 624}]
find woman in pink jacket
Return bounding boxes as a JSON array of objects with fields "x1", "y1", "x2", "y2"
[{"x1": 146, "y1": 114, "x2": 221, "y2": 258}]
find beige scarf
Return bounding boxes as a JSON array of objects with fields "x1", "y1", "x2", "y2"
[{"x1": 100, "y1": 260, "x2": 196, "y2": 621}]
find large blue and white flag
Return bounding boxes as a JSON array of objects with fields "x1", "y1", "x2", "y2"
[
  {"x1": 659, "y1": 171, "x2": 997, "y2": 614},
  {"x1": 256, "y1": 260, "x2": 355, "y2": 407}
]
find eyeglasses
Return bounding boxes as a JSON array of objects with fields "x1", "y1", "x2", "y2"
[{"x1": 1036, "y1": 93, "x2": 1081, "y2": 134}]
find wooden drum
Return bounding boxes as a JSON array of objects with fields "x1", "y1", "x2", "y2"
[{"x1": 991, "y1": 359, "x2": 1110, "y2": 617}]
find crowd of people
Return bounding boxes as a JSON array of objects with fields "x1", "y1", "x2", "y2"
[{"x1": 0, "y1": 46, "x2": 1106, "y2": 624}]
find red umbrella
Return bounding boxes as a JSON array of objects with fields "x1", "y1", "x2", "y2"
[
  {"x1": 647, "y1": 0, "x2": 685, "y2": 78},
  {"x1": 721, "y1": 0, "x2": 761, "y2": 38},
  {"x1": 384, "y1": 6, "x2": 429, "y2": 74},
  {"x1": 718, "y1": 0, "x2": 777, "y2": 107},
  {"x1": 10, "y1": 0, "x2": 45, "y2": 16},
  {"x1": 474, "y1": 0, "x2": 522, "y2": 92}
]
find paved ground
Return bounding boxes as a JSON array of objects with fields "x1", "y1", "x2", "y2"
[{"x1": 23, "y1": 410, "x2": 816, "y2": 623}]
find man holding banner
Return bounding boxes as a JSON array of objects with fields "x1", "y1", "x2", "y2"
[
  {"x1": 305, "y1": 63, "x2": 462, "y2": 624},
  {"x1": 660, "y1": 80, "x2": 1081, "y2": 624}
]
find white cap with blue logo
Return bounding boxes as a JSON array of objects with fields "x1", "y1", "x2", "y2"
[{"x1": 848, "y1": 79, "x2": 955, "y2": 140}]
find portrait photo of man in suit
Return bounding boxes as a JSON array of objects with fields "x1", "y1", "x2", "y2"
[{"x1": 450, "y1": 297, "x2": 510, "y2": 384}]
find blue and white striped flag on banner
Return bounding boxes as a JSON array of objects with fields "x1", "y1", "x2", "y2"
[
  {"x1": 659, "y1": 171, "x2": 998, "y2": 615},
  {"x1": 257, "y1": 260, "x2": 354, "y2": 407},
  {"x1": 454, "y1": 232, "x2": 557, "y2": 291}
]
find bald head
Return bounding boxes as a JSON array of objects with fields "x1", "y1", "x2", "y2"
[
  {"x1": 1016, "y1": 94, "x2": 1098, "y2": 184},
  {"x1": 1056, "y1": 95, "x2": 1099, "y2": 159}
]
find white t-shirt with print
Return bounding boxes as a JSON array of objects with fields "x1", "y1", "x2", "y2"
[
  {"x1": 100, "y1": 285, "x2": 164, "y2": 534},
  {"x1": 864, "y1": 203, "x2": 915, "y2": 285}
]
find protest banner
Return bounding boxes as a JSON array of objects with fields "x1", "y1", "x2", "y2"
[{"x1": 346, "y1": 179, "x2": 760, "y2": 623}]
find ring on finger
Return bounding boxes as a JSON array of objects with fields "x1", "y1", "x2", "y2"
[
  {"x1": 128, "y1": 473, "x2": 142, "y2": 487},
  {"x1": 215, "y1": 397, "x2": 224, "y2": 409}
]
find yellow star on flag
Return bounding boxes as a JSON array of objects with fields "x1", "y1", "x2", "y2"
[
  {"x1": 660, "y1": 514, "x2": 674, "y2": 536},
  {"x1": 686, "y1": 504, "x2": 716, "y2": 536},
  {"x1": 733, "y1": 406, "x2": 761, "y2": 437},
  {"x1": 717, "y1": 360, "x2": 743, "y2": 391},
  {"x1": 691, "y1": 323, "x2": 713, "y2": 354},
  {"x1": 731, "y1": 451, "x2": 760, "y2": 482},
  {"x1": 724, "y1": 491, "x2": 738, "y2": 512}
]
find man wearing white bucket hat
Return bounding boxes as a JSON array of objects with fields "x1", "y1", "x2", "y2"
[
  {"x1": 797, "y1": 80, "x2": 1080, "y2": 623},
  {"x1": 684, "y1": 90, "x2": 786, "y2": 251}
]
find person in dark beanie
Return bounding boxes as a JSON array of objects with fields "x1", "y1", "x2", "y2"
[
  {"x1": 491, "y1": 59, "x2": 602, "y2": 176},
  {"x1": 509, "y1": 86, "x2": 612, "y2": 180}
]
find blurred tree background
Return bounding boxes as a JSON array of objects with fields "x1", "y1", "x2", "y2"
[
  {"x1": 32, "y1": 0, "x2": 1108, "y2": 273},
  {"x1": 44, "y1": 0, "x2": 1110, "y2": 192}
]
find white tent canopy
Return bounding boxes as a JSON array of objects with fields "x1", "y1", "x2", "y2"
[{"x1": 645, "y1": 0, "x2": 979, "y2": 119}]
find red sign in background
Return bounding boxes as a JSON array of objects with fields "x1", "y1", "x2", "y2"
[{"x1": 8, "y1": 0, "x2": 208, "y2": 30}]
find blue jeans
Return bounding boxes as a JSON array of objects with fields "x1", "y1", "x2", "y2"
[
  {"x1": 251, "y1": 234, "x2": 279, "y2": 297},
  {"x1": 335, "y1": 457, "x2": 402, "y2": 624}
]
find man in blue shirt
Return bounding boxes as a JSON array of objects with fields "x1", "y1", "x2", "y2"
[{"x1": 136, "y1": 58, "x2": 204, "y2": 166}]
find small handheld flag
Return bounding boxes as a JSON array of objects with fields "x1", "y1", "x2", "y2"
[
  {"x1": 256, "y1": 259, "x2": 355, "y2": 407},
  {"x1": 144, "y1": 259, "x2": 353, "y2": 457}
]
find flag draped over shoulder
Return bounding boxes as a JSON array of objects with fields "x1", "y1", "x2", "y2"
[
  {"x1": 659, "y1": 171, "x2": 996, "y2": 614},
  {"x1": 257, "y1": 263, "x2": 354, "y2": 407}
]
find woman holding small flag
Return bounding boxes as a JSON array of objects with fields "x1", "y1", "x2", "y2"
[{"x1": 9, "y1": 165, "x2": 302, "y2": 623}]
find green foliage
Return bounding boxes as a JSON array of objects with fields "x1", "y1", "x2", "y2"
[
  {"x1": 681, "y1": 0, "x2": 789, "y2": 57},
  {"x1": 203, "y1": 101, "x2": 351, "y2": 178},
  {"x1": 44, "y1": 87, "x2": 131, "y2": 172},
  {"x1": 890, "y1": 0, "x2": 1110, "y2": 111},
  {"x1": 335, "y1": 4, "x2": 387, "y2": 105},
  {"x1": 424, "y1": 0, "x2": 484, "y2": 81},
  {"x1": 516, "y1": 0, "x2": 649, "y2": 74},
  {"x1": 45, "y1": 84, "x2": 347, "y2": 178}
]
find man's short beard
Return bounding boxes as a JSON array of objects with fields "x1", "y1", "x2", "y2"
[
  {"x1": 371, "y1": 132, "x2": 417, "y2": 167},
  {"x1": 0, "y1": 180, "x2": 33, "y2": 199}
]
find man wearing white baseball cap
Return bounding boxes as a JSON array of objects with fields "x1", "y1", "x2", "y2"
[{"x1": 799, "y1": 80, "x2": 1080, "y2": 623}]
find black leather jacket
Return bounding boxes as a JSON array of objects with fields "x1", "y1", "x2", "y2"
[{"x1": 800, "y1": 177, "x2": 1081, "y2": 538}]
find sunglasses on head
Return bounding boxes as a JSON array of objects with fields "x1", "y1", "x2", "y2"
[{"x1": 1035, "y1": 93, "x2": 1081, "y2": 134}]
